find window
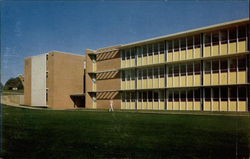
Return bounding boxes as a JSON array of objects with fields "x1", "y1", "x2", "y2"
[
  {"x1": 212, "y1": 60, "x2": 219, "y2": 73},
  {"x1": 148, "y1": 91, "x2": 153, "y2": 102},
  {"x1": 174, "y1": 65, "x2": 179, "y2": 77},
  {"x1": 168, "y1": 91, "x2": 173, "y2": 102},
  {"x1": 220, "y1": 87, "x2": 228, "y2": 101},
  {"x1": 238, "y1": 57, "x2": 246, "y2": 71},
  {"x1": 180, "y1": 91, "x2": 186, "y2": 101},
  {"x1": 122, "y1": 50, "x2": 126, "y2": 60},
  {"x1": 187, "y1": 90, "x2": 193, "y2": 101},
  {"x1": 142, "y1": 45, "x2": 147, "y2": 57},
  {"x1": 159, "y1": 66, "x2": 165, "y2": 78},
  {"x1": 138, "y1": 92, "x2": 142, "y2": 102},
  {"x1": 153, "y1": 43, "x2": 158, "y2": 55},
  {"x1": 168, "y1": 66, "x2": 173, "y2": 77},
  {"x1": 154, "y1": 67, "x2": 158, "y2": 78},
  {"x1": 148, "y1": 68, "x2": 153, "y2": 79},
  {"x1": 220, "y1": 29, "x2": 228, "y2": 44},
  {"x1": 131, "y1": 48, "x2": 136, "y2": 59},
  {"x1": 213, "y1": 88, "x2": 219, "y2": 101},
  {"x1": 174, "y1": 40, "x2": 179, "y2": 51},
  {"x1": 180, "y1": 64, "x2": 186, "y2": 76},
  {"x1": 159, "y1": 41, "x2": 165, "y2": 54},
  {"x1": 46, "y1": 89, "x2": 48, "y2": 102},
  {"x1": 148, "y1": 44, "x2": 153, "y2": 56},
  {"x1": 143, "y1": 69, "x2": 147, "y2": 79},
  {"x1": 180, "y1": 38, "x2": 186, "y2": 50},
  {"x1": 131, "y1": 92, "x2": 136, "y2": 102},
  {"x1": 229, "y1": 87, "x2": 237, "y2": 101},
  {"x1": 174, "y1": 91, "x2": 179, "y2": 101},
  {"x1": 238, "y1": 87, "x2": 246, "y2": 101},
  {"x1": 168, "y1": 41, "x2": 173, "y2": 53},
  {"x1": 205, "y1": 88, "x2": 211, "y2": 101},
  {"x1": 138, "y1": 69, "x2": 142, "y2": 80},
  {"x1": 194, "y1": 89, "x2": 200, "y2": 101},
  {"x1": 204, "y1": 61, "x2": 211, "y2": 74},
  {"x1": 122, "y1": 71, "x2": 125, "y2": 81},
  {"x1": 126, "y1": 70, "x2": 131, "y2": 81},
  {"x1": 194, "y1": 62, "x2": 200, "y2": 74},
  {"x1": 229, "y1": 28, "x2": 237, "y2": 42},
  {"x1": 194, "y1": 35, "x2": 200, "y2": 48},
  {"x1": 131, "y1": 70, "x2": 135, "y2": 80},
  {"x1": 229, "y1": 58, "x2": 237, "y2": 72},
  {"x1": 212, "y1": 32, "x2": 219, "y2": 45},
  {"x1": 187, "y1": 36, "x2": 193, "y2": 49},
  {"x1": 238, "y1": 25, "x2": 246, "y2": 41},
  {"x1": 220, "y1": 59, "x2": 228, "y2": 73},
  {"x1": 143, "y1": 91, "x2": 147, "y2": 102},
  {"x1": 137, "y1": 47, "x2": 142, "y2": 58},
  {"x1": 126, "y1": 50, "x2": 130, "y2": 60},
  {"x1": 205, "y1": 33, "x2": 211, "y2": 46},
  {"x1": 159, "y1": 90, "x2": 164, "y2": 102},
  {"x1": 122, "y1": 92, "x2": 125, "y2": 102},
  {"x1": 154, "y1": 91, "x2": 159, "y2": 102},
  {"x1": 187, "y1": 63, "x2": 193, "y2": 75}
]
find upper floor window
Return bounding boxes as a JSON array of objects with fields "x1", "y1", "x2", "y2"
[
  {"x1": 204, "y1": 61, "x2": 211, "y2": 74},
  {"x1": 212, "y1": 60, "x2": 219, "y2": 73},
  {"x1": 159, "y1": 66, "x2": 165, "y2": 78},
  {"x1": 180, "y1": 91, "x2": 186, "y2": 101},
  {"x1": 187, "y1": 90, "x2": 193, "y2": 101},
  {"x1": 180, "y1": 38, "x2": 186, "y2": 51},
  {"x1": 153, "y1": 91, "x2": 159, "y2": 102},
  {"x1": 238, "y1": 25, "x2": 247, "y2": 41},
  {"x1": 212, "y1": 32, "x2": 219, "y2": 45},
  {"x1": 142, "y1": 45, "x2": 147, "y2": 57},
  {"x1": 174, "y1": 40, "x2": 179, "y2": 51},
  {"x1": 131, "y1": 48, "x2": 136, "y2": 59},
  {"x1": 220, "y1": 29, "x2": 228, "y2": 44},
  {"x1": 154, "y1": 67, "x2": 158, "y2": 78},
  {"x1": 148, "y1": 68, "x2": 153, "y2": 79},
  {"x1": 148, "y1": 44, "x2": 153, "y2": 56},
  {"x1": 220, "y1": 59, "x2": 228, "y2": 73},
  {"x1": 153, "y1": 43, "x2": 158, "y2": 55},
  {"x1": 121, "y1": 50, "x2": 126, "y2": 60},
  {"x1": 229, "y1": 27, "x2": 237, "y2": 42},
  {"x1": 194, "y1": 35, "x2": 200, "y2": 48},
  {"x1": 187, "y1": 36, "x2": 193, "y2": 49},
  {"x1": 204, "y1": 33, "x2": 211, "y2": 46},
  {"x1": 180, "y1": 64, "x2": 186, "y2": 76},
  {"x1": 142, "y1": 69, "x2": 147, "y2": 79},
  {"x1": 168, "y1": 66, "x2": 173, "y2": 77},
  {"x1": 159, "y1": 41, "x2": 165, "y2": 54},
  {"x1": 238, "y1": 57, "x2": 246, "y2": 71},
  {"x1": 137, "y1": 47, "x2": 142, "y2": 58},
  {"x1": 229, "y1": 58, "x2": 237, "y2": 72},
  {"x1": 187, "y1": 63, "x2": 193, "y2": 75},
  {"x1": 220, "y1": 87, "x2": 227, "y2": 101},
  {"x1": 194, "y1": 62, "x2": 201, "y2": 74},
  {"x1": 174, "y1": 65, "x2": 179, "y2": 76},
  {"x1": 168, "y1": 40, "x2": 173, "y2": 53},
  {"x1": 126, "y1": 50, "x2": 130, "y2": 60}
]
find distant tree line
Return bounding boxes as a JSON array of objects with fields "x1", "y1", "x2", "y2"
[{"x1": 3, "y1": 77, "x2": 23, "y2": 90}]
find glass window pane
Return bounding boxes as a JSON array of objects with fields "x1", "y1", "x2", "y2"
[{"x1": 168, "y1": 41, "x2": 173, "y2": 53}]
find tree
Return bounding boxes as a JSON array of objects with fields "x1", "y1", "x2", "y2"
[
  {"x1": 0, "y1": 82, "x2": 3, "y2": 91},
  {"x1": 4, "y1": 77, "x2": 23, "y2": 90}
]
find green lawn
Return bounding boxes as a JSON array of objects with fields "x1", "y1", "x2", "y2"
[{"x1": 2, "y1": 105, "x2": 250, "y2": 159}]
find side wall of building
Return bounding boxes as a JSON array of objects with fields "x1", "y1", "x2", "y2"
[
  {"x1": 48, "y1": 52, "x2": 85, "y2": 109},
  {"x1": 24, "y1": 58, "x2": 32, "y2": 106},
  {"x1": 31, "y1": 54, "x2": 46, "y2": 106}
]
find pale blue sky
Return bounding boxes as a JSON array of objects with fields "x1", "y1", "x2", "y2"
[{"x1": 1, "y1": 1, "x2": 249, "y2": 84}]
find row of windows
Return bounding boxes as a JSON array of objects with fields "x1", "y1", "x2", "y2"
[
  {"x1": 121, "y1": 87, "x2": 248, "y2": 102},
  {"x1": 121, "y1": 56, "x2": 247, "y2": 81},
  {"x1": 121, "y1": 25, "x2": 248, "y2": 60}
]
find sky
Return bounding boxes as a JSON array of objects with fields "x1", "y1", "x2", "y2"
[{"x1": 1, "y1": 1, "x2": 249, "y2": 84}]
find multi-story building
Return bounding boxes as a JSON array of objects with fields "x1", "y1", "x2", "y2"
[
  {"x1": 24, "y1": 51, "x2": 85, "y2": 109},
  {"x1": 86, "y1": 18, "x2": 250, "y2": 112}
]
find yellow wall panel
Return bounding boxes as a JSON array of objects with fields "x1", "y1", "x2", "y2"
[
  {"x1": 204, "y1": 102, "x2": 211, "y2": 111},
  {"x1": 167, "y1": 53, "x2": 173, "y2": 62},
  {"x1": 153, "y1": 55, "x2": 159, "y2": 64},
  {"x1": 187, "y1": 76, "x2": 193, "y2": 86},
  {"x1": 212, "y1": 45, "x2": 219, "y2": 56},
  {"x1": 153, "y1": 102, "x2": 158, "y2": 110},
  {"x1": 121, "y1": 60, "x2": 125, "y2": 68},
  {"x1": 167, "y1": 77, "x2": 173, "y2": 87},
  {"x1": 159, "y1": 54, "x2": 165, "y2": 63},
  {"x1": 180, "y1": 76, "x2": 186, "y2": 87},
  {"x1": 121, "y1": 102, "x2": 126, "y2": 109},
  {"x1": 204, "y1": 74, "x2": 211, "y2": 85},
  {"x1": 238, "y1": 101, "x2": 247, "y2": 112},
  {"x1": 137, "y1": 102, "x2": 142, "y2": 110},
  {"x1": 238, "y1": 71, "x2": 246, "y2": 84},
  {"x1": 130, "y1": 102, "x2": 136, "y2": 109},
  {"x1": 187, "y1": 102, "x2": 193, "y2": 110},
  {"x1": 137, "y1": 57, "x2": 142, "y2": 66},
  {"x1": 173, "y1": 76, "x2": 179, "y2": 87},
  {"x1": 220, "y1": 73, "x2": 228, "y2": 85},
  {"x1": 148, "y1": 102, "x2": 153, "y2": 110},
  {"x1": 125, "y1": 60, "x2": 129, "y2": 68},
  {"x1": 142, "y1": 102, "x2": 147, "y2": 109},
  {"x1": 180, "y1": 102, "x2": 186, "y2": 110},
  {"x1": 173, "y1": 52, "x2": 179, "y2": 61},
  {"x1": 173, "y1": 102, "x2": 179, "y2": 110},
  {"x1": 220, "y1": 44, "x2": 227, "y2": 55},
  {"x1": 194, "y1": 48, "x2": 200, "y2": 58},
  {"x1": 167, "y1": 102, "x2": 173, "y2": 110},
  {"x1": 148, "y1": 56, "x2": 153, "y2": 65},
  {"x1": 159, "y1": 78, "x2": 165, "y2": 88},
  {"x1": 122, "y1": 81, "x2": 125, "y2": 90},
  {"x1": 153, "y1": 78, "x2": 158, "y2": 88},
  {"x1": 137, "y1": 80, "x2": 142, "y2": 89},
  {"x1": 229, "y1": 42, "x2": 237, "y2": 54},
  {"x1": 194, "y1": 75, "x2": 201, "y2": 86},
  {"x1": 204, "y1": 47, "x2": 211, "y2": 57},
  {"x1": 130, "y1": 59, "x2": 135, "y2": 67},
  {"x1": 187, "y1": 49, "x2": 193, "y2": 59},
  {"x1": 212, "y1": 102, "x2": 219, "y2": 111},
  {"x1": 180, "y1": 50, "x2": 186, "y2": 60},
  {"x1": 159, "y1": 102, "x2": 165, "y2": 110},
  {"x1": 142, "y1": 79, "x2": 147, "y2": 88},
  {"x1": 126, "y1": 102, "x2": 130, "y2": 109},
  {"x1": 220, "y1": 101, "x2": 228, "y2": 111},
  {"x1": 148, "y1": 79, "x2": 153, "y2": 88},
  {"x1": 238, "y1": 41, "x2": 246, "y2": 53},
  {"x1": 229, "y1": 72, "x2": 237, "y2": 84},
  {"x1": 194, "y1": 102, "x2": 201, "y2": 110},
  {"x1": 212, "y1": 73, "x2": 219, "y2": 85},
  {"x1": 131, "y1": 80, "x2": 135, "y2": 89},
  {"x1": 142, "y1": 57, "x2": 147, "y2": 65},
  {"x1": 229, "y1": 101, "x2": 237, "y2": 111}
]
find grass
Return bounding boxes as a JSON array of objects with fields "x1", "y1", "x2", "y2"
[
  {"x1": 2, "y1": 105, "x2": 250, "y2": 159},
  {"x1": 2, "y1": 89, "x2": 24, "y2": 94}
]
